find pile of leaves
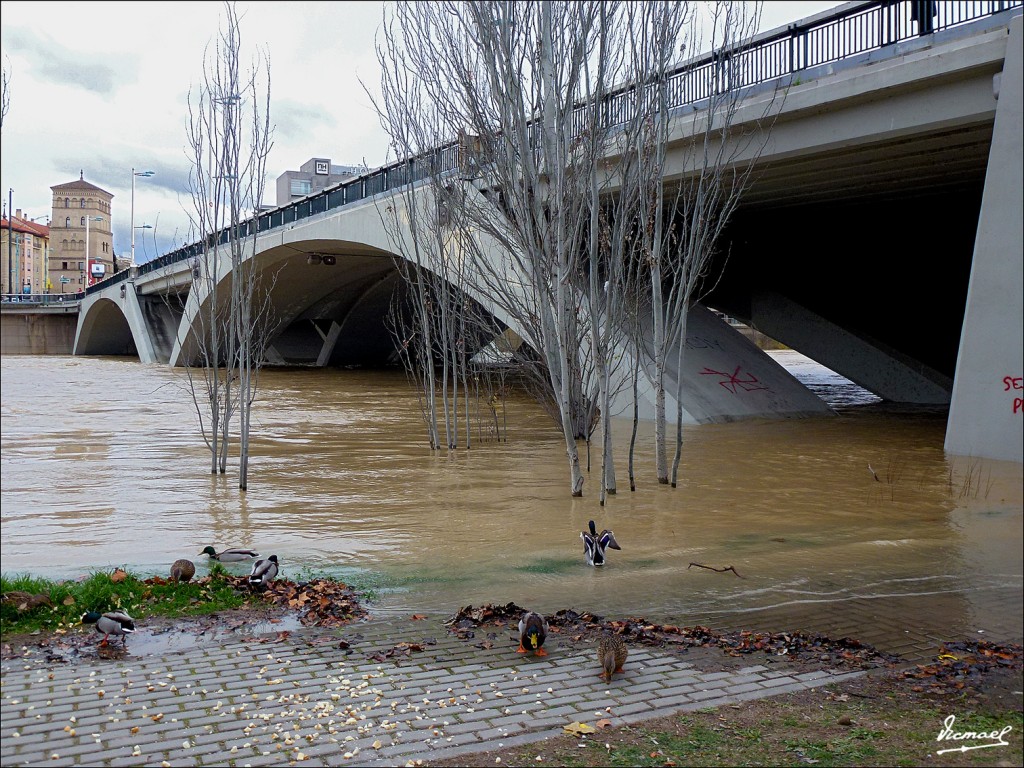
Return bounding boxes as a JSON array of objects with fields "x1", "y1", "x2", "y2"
[
  {"x1": 897, "y1": 640, "x2": 1024, "y2": 694},
  {"x1": 446, "y1": 601, "x2": 528, "y2": 638},
  {"x1": 446, "y1": 603, "x2": 900, "y2": 668},
  {"x1": 221, "y1": 576, "x2": 368, "y2": 628}
]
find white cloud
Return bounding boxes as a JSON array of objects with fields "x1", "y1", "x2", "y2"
[{"x1": 0, "y1": 0, "x2": 840, "y2": 261}]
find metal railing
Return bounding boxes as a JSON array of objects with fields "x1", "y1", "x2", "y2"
[
  {"x1": 1, "y1": 292, "x2": 81, "y2": 305},
  {"x1": 85, "y1": 0, "x2": 1019, "y2": 299}
]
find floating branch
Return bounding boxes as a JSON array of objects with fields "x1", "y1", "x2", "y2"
[{"x1": 688, "y1": 562, "x2": 744, "y2": 578}]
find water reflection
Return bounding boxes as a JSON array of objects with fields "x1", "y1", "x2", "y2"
[{"x1": 1, "y1": 354, "x2": 1020, "y2": 658}]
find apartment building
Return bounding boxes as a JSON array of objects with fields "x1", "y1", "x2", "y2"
[
  {"x1": 1, "y1": 210, "x2": 51, "y2": 295},
  {"x1": 275, "y1": 158, "x2": 364, "y2": 207},
  {"x1": 49, "y1": 173, "x2": 115, "y2": 291}
]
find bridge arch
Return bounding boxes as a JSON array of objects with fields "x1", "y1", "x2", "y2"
[
  {"x1": 75, "y1": 296, "x2": 138, "y2": 357},
  {"x1": 167, "y1": 192, "x2": 525, "y2": 370}
]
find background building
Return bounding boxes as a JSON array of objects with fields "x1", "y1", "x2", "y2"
[
  {"x1": 275, "y1": 158, "x2": 364, "y2": 207},
  {"x1": 49, "y1": 173, "x2": 115, "y2": 291},
  {"x1": 1, "y1": 210, "x2": 50, "y2": 295}
]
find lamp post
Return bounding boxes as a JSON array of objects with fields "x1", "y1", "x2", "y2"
[
  {"x1": 134, "y1": 224, "x2": 153, "y2": 264},
  {"x1": 131, "y1": 169, "x2": 155, "y2": 267},
  {"x1": 6, "y1": 188, "x2": 12, "y2": 298},
  {"x1": 84, "y1": 215, "x2": 103, "y2": 291}
]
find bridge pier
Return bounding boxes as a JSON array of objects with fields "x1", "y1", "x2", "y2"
[{"x1": 945, "y1": 15, "x2": 1024, "y2": 463}]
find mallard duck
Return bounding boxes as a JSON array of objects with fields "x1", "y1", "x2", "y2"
[
  {"x1": 248, "y1": 555, "x2": 279, "y2": 591},
  {"x1": 81, "y1": 610, "x2": 136, "y2": 647},
  {"x1": 581, "y1": 520, "x2": 621, "y2": 566},
  {"x1": 517, "y1": 610, "x2": 549, "y2": 657},
  {"x1": 597, "y1": 632, "x2": 628, "y2": 682},
  {"x1": 199, "y1": 546, "x2": 260, "y2": 562},
  {"x1": 170, "y1": 559, "x2": 196, "y2": 583}
]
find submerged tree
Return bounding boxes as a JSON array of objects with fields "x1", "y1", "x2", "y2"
[
  {"x1": 181, "y1": 0, "x2": 276, "y2": 490},
  {"x1": 371, "y1": 0, "x2": 775, "y2": 498},
  {"x1": 629, "y1": 1, "x2": 772, "y2": 487},
  {"x1": 373, "y1": 1, "x2": 615, "y2": 496}
]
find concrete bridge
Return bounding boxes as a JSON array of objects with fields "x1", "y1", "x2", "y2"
[{"x1": 9, "y1": 0, "x2": 1021, "y2": 463}]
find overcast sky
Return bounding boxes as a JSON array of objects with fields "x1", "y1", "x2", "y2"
[{"x1": 1, "y1": 1, "x2": 843, "y2": 261}]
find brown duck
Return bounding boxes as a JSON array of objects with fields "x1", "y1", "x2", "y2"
[
  {"x1": 170, "y1": 559, "x2": 196, "y2": 583},
  {"x1": 597, "y1": 633, "x2": 628, "y2": 682}
]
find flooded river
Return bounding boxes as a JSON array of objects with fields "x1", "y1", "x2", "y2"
[{"x1": 1, "y1": 353, "x2": 1021, "y2": 658}]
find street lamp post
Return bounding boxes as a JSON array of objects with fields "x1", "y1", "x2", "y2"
[
  {"x1": 84, "y1": 215, "x2": 103, "y2": 292},
  {"x1": 134, "y1": 224, "x2": 153, "y2": 264},
  {"x1": 131, "y1": 169, "x2": 155, "y2": 268}
]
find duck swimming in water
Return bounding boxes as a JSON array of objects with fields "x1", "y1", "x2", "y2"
[
  {"x1": 199, "y1": 546, "x2": 260, "y2": 563},
  {"x1": 581, "y1": 520, "x2": 621, "y2": 566}
]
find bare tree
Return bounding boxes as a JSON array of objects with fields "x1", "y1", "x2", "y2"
[
  {"x1": 373, "y1": 1, "x2": 619, "y2": 496},
  {"x1": 630, "y1": 1, "x2": 772, "y2": 487},
  {"x1": 181, "y1": 1, "x2": 276, "y2": 490},
  {"x1": 1, "y1": 57, "x2": 10, "y2": 130},
  {"x1": 371, "y1": 0, "x2": 775, "y2": 498}
]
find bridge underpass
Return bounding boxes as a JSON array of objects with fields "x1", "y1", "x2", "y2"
[{"x1": 709, "y1": 183, "x2": 980, "y2": 404}]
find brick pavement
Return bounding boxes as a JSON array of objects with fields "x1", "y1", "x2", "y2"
[{"x1": 1, "y1": 615, "x2": 868, "y2": 767}]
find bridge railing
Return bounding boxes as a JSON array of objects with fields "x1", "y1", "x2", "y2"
[
  {"x1": 91, "y1": 0, "x2": 1019, "y2": 298},
  {"x1": 1, "y1": 292, "x2": 81, "y2": 305}
]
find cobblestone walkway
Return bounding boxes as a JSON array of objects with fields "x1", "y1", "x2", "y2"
[{"x1": 1, "y1": 615, "x2": 867, "y2": 767}]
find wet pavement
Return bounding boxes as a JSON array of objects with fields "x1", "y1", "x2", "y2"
[
  {"x1": 4, "y1": 572, "x2": 1023, "y2": 768},
  {"x1": 1, "y1": 613, "x2": 872, "y2": 767}
]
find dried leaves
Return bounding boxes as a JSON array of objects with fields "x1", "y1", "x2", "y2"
[
  {"x1": 368, "y1": 640, "x2": 433, "y2": 663},
  {"x1": 214, "y1": 576, "x2": 368, "y2": 628},
  {"x1": 445, "y1": 603, "x2": 901, "y2": 669},
  {"x1": 259, "y1": 579, "x2": 368, "y2": 627},
  {"x1": 448, "y1": 602, "x2": 526, "y2": 626},
  {"x1": 1, "y1": 592, "x2": 54, "y2": 612},
  {"x1": 898, "y1": 640, "x2": 1023, "y2": 694},
  {"x1": 446, "y1": 601, "x2": 527, "y2": 639},
  {"x1": 563, "y1": 722, "x2": 596, "y2": 735}
]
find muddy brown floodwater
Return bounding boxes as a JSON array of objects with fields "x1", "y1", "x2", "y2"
[{"x1": 1, "y1": 353, "x2": 1021, "y2": 660}]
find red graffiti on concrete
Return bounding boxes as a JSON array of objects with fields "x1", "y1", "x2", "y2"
[
  {"x1": 699, "y1": 365, "x2": 770, "y2": 394},
  {"x1": 1004, "y1": 375, "x2": 1023, "y2": 414}
]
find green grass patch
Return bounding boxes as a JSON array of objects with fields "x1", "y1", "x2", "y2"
[{"x1": 2, "y1": 567, "x2": 250, "y2": 636}]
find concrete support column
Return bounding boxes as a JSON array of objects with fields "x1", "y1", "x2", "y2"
[
  {"x1": 945, "y1": 15, "x2": 1024, "y2": 463},
  {"x1": 120, "y1": 281, "x2": 158, "y2": 364}
]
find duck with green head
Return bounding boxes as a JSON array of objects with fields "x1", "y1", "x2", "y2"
[
  {"x1": 517, "y1": 610, "x2": 549, "y2": 657},
  {"x1": 199, "y1": 546, "x2": 259, "y2": 562}
]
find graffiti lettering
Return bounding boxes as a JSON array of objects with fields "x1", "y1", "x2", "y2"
[
  {"x1": 699, "y1": 365, "x2": 770, "y2": 394},
  {"x1": 686, "y1": 336, "x2": 725, "y2": 351},
  {"x1": 1002, "y1": 375, "x2": 1023, "y2": 413}
]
